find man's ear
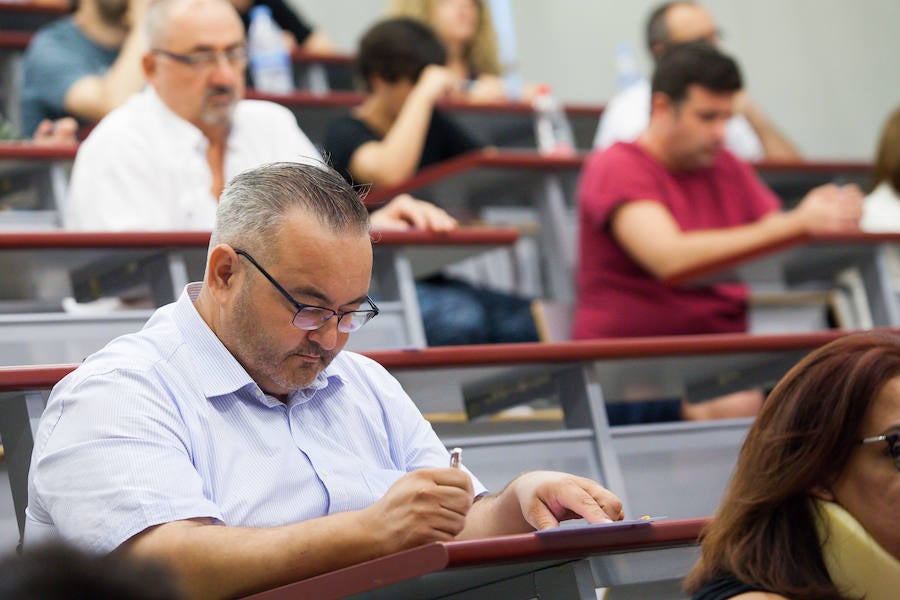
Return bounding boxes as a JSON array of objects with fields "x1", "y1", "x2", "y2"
[
  {"x1": 205, "y1": 244, "x2": 241, "y2": 297},
  {"x1": 649, "y1": 91, "x2": 673, "y2": 118},
  {"x1": 142, "y1": 52, "x2": 156, "y2": 78},
  {"x1": 809, "y1": 484, "x2": 836, "y2": 502}
]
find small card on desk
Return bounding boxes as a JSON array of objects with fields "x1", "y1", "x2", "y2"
[{"x1": 534, "y1": 516, "x2": 666, "y2": 538}]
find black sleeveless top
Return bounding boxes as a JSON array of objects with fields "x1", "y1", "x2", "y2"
[{"x1": 692, "y1": 574, "x2": 763, "y2": 599}]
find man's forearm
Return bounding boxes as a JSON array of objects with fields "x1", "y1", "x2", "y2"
[{"x1": 124, "y1": 512, "x2": 382, "y2": 600}]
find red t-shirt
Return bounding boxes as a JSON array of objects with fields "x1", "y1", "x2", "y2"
[{"x1": 573, "y1": 142, "x2": 781, "y2": 339}]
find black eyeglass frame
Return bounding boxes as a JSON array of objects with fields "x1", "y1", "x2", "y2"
[
  {"x1": 234, "y1": 249, "x2": 379, "y2": 333},
  {"x1": 859, "y1": 432, "x2": 900, "y2": 471},
  {"x1": 151, "y1": 46, "x2": 249, "y2": 69}
]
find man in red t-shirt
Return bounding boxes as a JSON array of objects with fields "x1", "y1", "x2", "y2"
[{"x1": 574, "y1": 42, "x2": 862, "y2": 341}]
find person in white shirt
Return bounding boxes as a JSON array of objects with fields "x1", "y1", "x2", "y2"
[
  {"x1": 66, "y1": 0, "x2": 454, "y2": 233},
  {"x1": 594, "y1": 1, "x2": 799, "y2": 163}
]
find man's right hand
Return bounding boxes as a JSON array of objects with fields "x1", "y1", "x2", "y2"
[
  {"x1": 359, "y1": 468, "x2": 474, "y2": 554},
  {"x1": 792, "y1": 183, "x2": 863, "y2": 233}
]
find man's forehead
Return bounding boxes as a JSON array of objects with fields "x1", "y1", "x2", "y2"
[
  {"x1": 684, "y1": 84, "x2": 734, "y2": 105},
  {"x1": 160, "y1": 0, "x2": 244, "y2": 48}
]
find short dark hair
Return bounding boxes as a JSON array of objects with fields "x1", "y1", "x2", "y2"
[
  {"x1": 0, "y1": 542, "x2": 183, "y2": 600},
  {"x1": 356, "y1": 17, "x2": 447, "y2": 92},
  {"x1": 651, "y1": 41, "x2": 742, "y2": 105}
]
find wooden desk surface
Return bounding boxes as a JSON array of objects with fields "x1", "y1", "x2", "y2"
[
  {"x1": 0, "y1": 329, "x2": 875, "y2": 392},
  {"x1": 664, "y1": 231, "x2": 900, "y2": 287},
  {"x1": 0, "y1": 228, "x2": 519, "y2": 250},
  {"x1": 242, "y1": 517, "x2": 708, "y2": 600},
  {"x1": 0, "y1": 29, "x2": 31, "y2": 48},
  {"x1": 0, "y1": 143, "x2": 77, "y2": 160},
  {"x1": 364, "y1": 149, "x2": 586, "y2": 206},
  {"x1": 361, "y1": 328, "x2": 864, "y2": 369}
]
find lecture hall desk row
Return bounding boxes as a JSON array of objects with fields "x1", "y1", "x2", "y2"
[
  {"x1": 0, "y1": 228, "x2": 522, "y2": 361},
  {"x1": 239, "y1": 516, "x2": 711, "y2": 599},
  {"x1": 1, "y1": 328, "x2": 885, "y2": 551},
  {"x1": 0, "y1": 16, "x2": 604, "y2": 148},
  {"x1": 1, "y1": 143, "x2": 883, "y2": 319}
]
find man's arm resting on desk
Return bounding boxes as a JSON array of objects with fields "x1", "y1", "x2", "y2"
[
  {"x1": 458, "y1": 471, "x2": 624, "y2": 539},
  {"x1": 63, "y1": 0, "x2": 149, "y2": 122},
  {"x1": 122, "y1": 468, "x2": 474, "y2": 599},
  {"x1": 612, "y1": 183, "x2": 863, "y2": 280}
]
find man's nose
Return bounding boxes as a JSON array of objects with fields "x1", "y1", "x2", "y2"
[{"x1": 308, "y1": 317, "x2": 339, "y2": 351}]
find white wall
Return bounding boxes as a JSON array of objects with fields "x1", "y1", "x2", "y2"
[{"x1": 297, "y1": 0, "x2": 898, "y2": 160}]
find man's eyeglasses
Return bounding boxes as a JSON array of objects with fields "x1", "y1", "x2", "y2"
[
  {"x1": 152, "y1": 46, "x2": 248, "y2": 70},
  {"x1": 859, "y1": 432, "x2": 900, "y2": 471},
  {"x1": 234, "y1": 249, "x2": 379, "y2": 333}
]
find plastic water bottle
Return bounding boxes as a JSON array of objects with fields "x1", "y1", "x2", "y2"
[
  {"x1": 614, "y1": 41, "x2": 643, "y2": 90},
  {"x1": 247, "y1": 5, "x2": 293, "y2": 94},
  {"x1": 532, "y1": 84, "x2": 576, "y2": 156}
]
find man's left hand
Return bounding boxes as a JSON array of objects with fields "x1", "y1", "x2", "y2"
[{"x1": 509, "y1": 471, "x2": 625, "y2": 530}]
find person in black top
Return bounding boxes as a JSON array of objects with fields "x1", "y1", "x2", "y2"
[
  {"x1": 324, "y1": 18, "x2": 537, "y2": 347},
  {"x1": 230, "y1": 0, "x2": 335, "y2": 52},
  {"x1": 324, "y1": 17, "x2": 481, "y2": 187}
]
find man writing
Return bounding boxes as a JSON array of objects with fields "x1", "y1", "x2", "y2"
[
  {"x1": 26, "y1": 162, "x2": 624, "y2": 599},
  {"x1": 575, "y1": 42, "x2": 861, "y2": 342}
]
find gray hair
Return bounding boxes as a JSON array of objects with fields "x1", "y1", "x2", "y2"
[
  {"x1": 145, "y1": 0, "x2": 237, "y2": 49},
  {"x1": 210, "y1": 162, "x2": 371, "y2": 259}
]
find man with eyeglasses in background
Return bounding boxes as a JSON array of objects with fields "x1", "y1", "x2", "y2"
[
  {"x1": 65, "y1": 0, "x2": 455, "y2": 233},
  {"x1": 594, "y1": 1, "x2": 799, "y2": 162},
  {"x1": 19, "y1": 0, "x2": 151, "y2": 138},
  {"x1": 27, "y1": 162, "x2": 625, "y2": 599}
]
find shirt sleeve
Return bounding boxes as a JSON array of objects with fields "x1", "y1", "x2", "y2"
[
  {"x1": 28, "y1": 370, "x2": 224, "y2": 552},
  {"x1": 593, "y1": 83, "x2": 648, "y2": 150},
  {"x1": 266, "y1": 102, "x2": 323, "y2": 166},
  {"x1": 577, "y1": 145, "x2": 665, "y2": 231},
  {"x1": 65, "y1": 121, "x2": 172, "y2": 231},
  {"x1": 322, "y1": 116, "x2": 379, "y2": 184}
]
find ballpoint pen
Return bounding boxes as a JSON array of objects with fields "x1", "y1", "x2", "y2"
[{"x1": 449, "y1": 447, "x2": 462, "y2": 469}]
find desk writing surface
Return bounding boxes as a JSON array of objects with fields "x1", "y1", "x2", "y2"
[
  {"x1": 753, "y1": 160, "x2": 871, "y2": 207},
  {"x1": 0, "y1": 228, "x2": 517, "y2": 302},
  {"x1": 241, "y1": 517, "x2": 709, "y2": 600},
  {"x1": 363, "y1": 149, "x2": 584, "y2": 219},
  {"x1": 244, "y1": 91, "x2": 603, "y2": 151},
  {"x1": 0, "y1": 30, "x2": 31, "y2": 49},
  {"x1": 0, "y1": 329, "x2": 862, "y2": 393},
  {"x1": 0, "y1": 1, "x2": 69, "y2": 31},
  {"x1": 664, "y1": 231, "x2": 900, "y2": 287}
]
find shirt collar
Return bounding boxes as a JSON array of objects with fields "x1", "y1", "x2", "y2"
[
  {"x1": 172, "y1": 282, "x2": 343, "y2": 403},
  {"x1": 142, "y1": 87, "x2": 209, "y2": 152}
]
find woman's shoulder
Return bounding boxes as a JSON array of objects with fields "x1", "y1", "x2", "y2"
[{"x1": 691, "y1": 574, "x2": 783, "y2": 600}]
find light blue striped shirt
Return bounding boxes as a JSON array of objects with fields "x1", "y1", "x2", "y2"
[{"x1": 25, "y1": 283, "x2": 485, "y2": 552}]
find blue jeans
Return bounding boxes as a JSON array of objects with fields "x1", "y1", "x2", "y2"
[{"x1": 415, "y1": 275, "x2": 539, "y2": 346}]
